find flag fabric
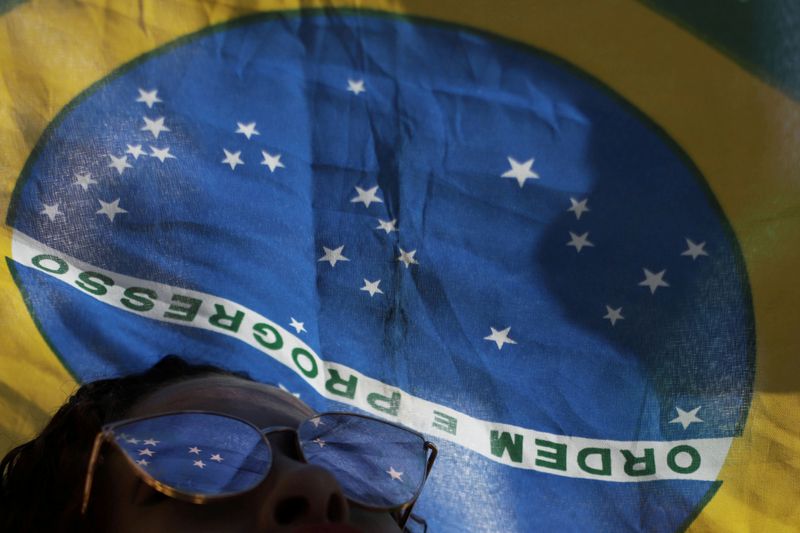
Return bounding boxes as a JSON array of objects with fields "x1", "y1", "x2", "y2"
[{"x1": 1, "y1": 1, "x2": 798, "y2": 531}]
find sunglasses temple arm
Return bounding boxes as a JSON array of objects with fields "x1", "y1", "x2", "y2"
[
  {"x1": 398, "y1": 442, "x2": 439, "y2": 529},
  {"x1": 81, "y1": 432, "x2": 106, "y2": 515}
]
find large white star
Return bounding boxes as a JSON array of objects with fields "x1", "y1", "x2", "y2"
[
  {"x1": 143, "y1": 438, "x2": 160, "y2": 446},
  {"x1": 501, "y1": 157, "x2": 539, "y2": 188},
  {"x1": 40, "y1": 203, "x2": 63, "y2": 221},
  {"x1": 397, "y1": 248, "x2": 418, "y2": 268},
  {"x1": 567, "y1": 197, "x2": 590, "y2": 220},
  {"x1": 193, "y1": 460, "x2": 206, "y2": 469},
  {"x1": 210, "y1": 454, "x2": 224, "y2": 462},
  {"x1": 73, "y1": 171, "x2": 98, "y2": 191},
  {"x1": 221, "y1": 149, "x2": 244, "y2": 170},
  {"x1": 126, "y1": 144, "x2": 146, "y2": 159},
  {"x1": 347, "y1": 79, "x2": 366, "y2": 95},
  {"x1": 681, "y1": 238, "x2": 708, "y2": 260},
  {"x1": 351, "y1": 186, "x2": 383, "y2": 208},
  {"x1": 289, "y1": 317, "x2": 306, "y2": 334},
  {"x1": 136, "y1": 459, "x2": 149, "y2": 467},
  {"x1": 669, "y1": 406, "x2": 703, "y2": 430},
  {"x1": 361, "y1": 279, "x2": 383, "y2": 297},
  {"x1": 566, "y1": 231, "x2": 594, "y2": 253},
  {"x1": 149, "y1": 145, "x2": 176, "y2": 163},
  {"x1": 375, "y1": 218, "x2": 398, "y2": 234},
  {"x1": 96, "y1": 198, "x2": 128, "y2": 222},
  {"x1": 188, "y1": 446, "x2": 201, "y2": 455},
  {"x1": 386, "y1": 466, "x2": 403, "y2": 481},
  {"x1": 135, "y1": 88, "x2": 162, "y2": 108},
  {"x1": 137, "y1": 448, "x2": 155, "y2": 457},
  {"x1": 260, "y1": 150, "x2": 285, "y2": 172},
  {"x1": 236, "y1": 121, "x2": 260, "y2": 140},
  {"x1": 603, "y1": 305, "x2": 624, "y2": 326},
  {"x1": 318, "y1": 245, "x2": 349, "y2": 267},
  {"x1": 484, "y1": 327, "x2": 517, "y2": 350},
  {"x1": 639, "y1": 268, "x2": 669, "y2": 294},
  {"x1": 108, "y1": 154, "x2": 132, "y2": 175},
  {"x1": 141, "y1": 116, "x2": 170, "y2": 138}
]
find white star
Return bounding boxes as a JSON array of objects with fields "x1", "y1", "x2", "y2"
[
  {"x1": 210, "y1": 453, "x2": 224, "y2": 462},
  {"x1": 347, "y1": 79, "x2": 366, "y2": 95},
  {"x1": 350, "y1": 186, "x2": 383, "y2": 208},
  {"x1": 289, "y1": 317, "x2": 306, "y2": 334},
  {"x1": 309, "y1": 417, "x2": 324, "y2": 428},
  {"x1": 143, "y1": 438, "x2": 160, "y2": 446},
  {"x1": 669, "y1": 406, "x2": 703, "y2": 430},
  {"x1": 73, "y1": 171, "x2": 98, "y2": 191},
  {"x1": 484, "y1": 327, "x2": 517, "y2": 350},
  {"x1": 126, "y1": 437, "x2": 140, "y2": 445},
  {"x1": 96, "y1": 198, "x2": 128, "y2": 222},
  {"x1": 682, "y1": 238, "x2": 708, "y2": 260},
  {"x1": 136, "y1": 88, "x2": 162, "y2": 108},
  {"x1": 141, "y1": 116, "x2": 170, "y2": 139},
  {"x1": 566, "y1": 231, "x2": 594, "y2": 253},
  {"x1": 260, "y1": 150, "x2": 285, "y2": 172},
  {"x1": 236, "y1": 121, "x2": 260, "y2": 139},
  {"x1": 386, "y1": 466, "x2": 403, "y2": 481},
  {"x1": 397, "y1": 248, "x2": 418, "y2": 269},
  {"x1": 40, "y1": 203, "x2": 63, "y2": 221},
  {"x1": 278, "y1": 383, "x2": 301, "y2": 399},
  {"x1": 313, "y1": 438, "x2": 326, "y2": 448},
  {"x1": 639, "y1": 268, "x2": 669, "y2": 294},
  {"x1": 126, "y1": 144, "x2": 146, "y2": 159},
  {"x1": 188, "y1": 446, "x2": 201, "y2": 455},
  {"x1": 137, "y1": 448, "x2": 155, "y2": 457},
  {"x1": 567, "y1": 197, "x2": 590, "y2": 220},
  {"x1": 603, "y1": 306, "x2": 624, "y2": 326},
  {"x1": 136, "y1": 459, "x2": 149, "y2": 466},
  {"x1": 193, "y1": 459, "x2": 206, "y2": 469},
  {"x1": 361, "y1": 279, "x2": 383, "y2": 297},
  {"x1": 501, "y1": 157, "x2": 539, "y2": 188},
  {"x1": 375, "y1": 218, "x2": 398, "y2": 234},
  {"x1": 221, "y1": 149, "x2": 244, "y2": 170},
  {"x1": 318, "y1": 245, "x2": 349, "y2": 267},
  {"x1": 108, "y1": 154, "x2": 132, "y2": 175},
  {"x1": 149, "y1": 145, "x2": 176, "y2": 163}
]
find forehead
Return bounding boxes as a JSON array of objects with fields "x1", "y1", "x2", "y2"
[{"x1": 126, "y1": 375, "x2": 315, "y2": 428}]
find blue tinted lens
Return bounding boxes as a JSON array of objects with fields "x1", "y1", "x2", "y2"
[
  {"x1": 114, "y1": 413, "x2": 271, "y2": 496},
  {"x1": 298, "y1": 414, "x2": 427, "y2": 508}
]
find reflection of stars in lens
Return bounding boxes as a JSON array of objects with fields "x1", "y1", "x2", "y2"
[
  {"x1": 386, "y1": 466, "x2": 403, "y2": 481},
  {"x1": 210, "y1": 453, "x2": 224, "y2": 462},
  {"x1": 143, "y1": 438, "x2": 160, "y2": 446},
  {"x1": 309, "y1": 417, "x2": 324, "y2": 428},
  {"x1": 193, "y1": 460, "x2": 206, "y2": 469},
  {"x1": 138, "y1": 448, "x2": 155, "y2": 457},
  {"x1": 136, "y1": 459, "x2": 149, "y2": 466},
  {"x1": 312, "y1": 438, "x2": 326, "y2": 448},
  {"x1": 188, "y1": 446, "x2": 202, "y2": 455}
]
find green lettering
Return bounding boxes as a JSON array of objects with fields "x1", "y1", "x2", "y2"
[
  {"x1": 325, "y1": 369, "x2": 357, "y2": 399},
  {"x1": 163, "y1": 294, "x2": 201, "y2": 322},
  {"x1": 535, "y1": 439, "x2": 567, "y2": 471},
  {"x1": 432, "y1": 411, "x2": 457, "y2": 435},
  {"x1": 667, "y1": 445, "x2": 701, "y2": 474},
  {"x1": 208, "y1": 303, "x2": 244, "y2": 332},
  {"x1": 75, "y1": 271, "x2": 114, "y2": 296},
  {"x1": 292, "y1": 347, "x2": 318, "y2": 378},
  {"x1": 253, "y1": 323, "x2": 284, "y2": 350},
  {"x1": 577, "y1": 447, "x2": 611, "y2": 476},
  {"x1": 32, "y1": 254, "x2": 67, "y2": 274},
  {"x1": 621, "y1": 448, "x2": 656, "y2": 477},
  {"x1": 367, "y1": 391, "x2": 401, "y2": 416},
  {"x1": 121, "y1": 287, "x2": 157, "y2": 312},
  {"x1": 490, "y1": 431, "x2": 523, "y2": 463}
]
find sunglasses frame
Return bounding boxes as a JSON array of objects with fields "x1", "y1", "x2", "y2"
[{"x1": 81, "y1": 410, "x2": 437, "y2": 529}]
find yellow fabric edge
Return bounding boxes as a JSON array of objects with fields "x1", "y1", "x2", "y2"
[{"x1": 1, "y1": 0, "x2": 798, "y2": 529}]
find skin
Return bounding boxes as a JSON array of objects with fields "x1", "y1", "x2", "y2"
[{"x1": 86, "y1": 375, "x2": 403, "y2": 532}]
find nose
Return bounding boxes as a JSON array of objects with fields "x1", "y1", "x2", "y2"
[{"x1": 260, "y1": 458, "x2": 350, "y2": 528}]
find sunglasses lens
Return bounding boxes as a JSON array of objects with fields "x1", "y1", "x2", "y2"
[
  {"x1": 298, "y1": 414, "x2": 427, "y2": 508},
  {"x1": 114, "y1": 413, "x2": 271, "y2": 496}
]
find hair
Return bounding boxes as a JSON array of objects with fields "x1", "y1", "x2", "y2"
[{"x1": 0, "y1": 355, "x2": 248, "y2": 533}]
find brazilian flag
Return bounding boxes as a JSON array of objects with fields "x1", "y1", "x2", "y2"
[{"x1": 1, "y1": 1, "x2": 798, "y2": 531}]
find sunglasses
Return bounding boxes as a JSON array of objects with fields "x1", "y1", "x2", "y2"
[{"x1": 81, "y1": 411, "x2": 437, "y2": 530}]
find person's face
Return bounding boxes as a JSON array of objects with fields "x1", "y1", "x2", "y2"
[{"x1": 86, "y1": 375, "x2": 403, "y2": 532}]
